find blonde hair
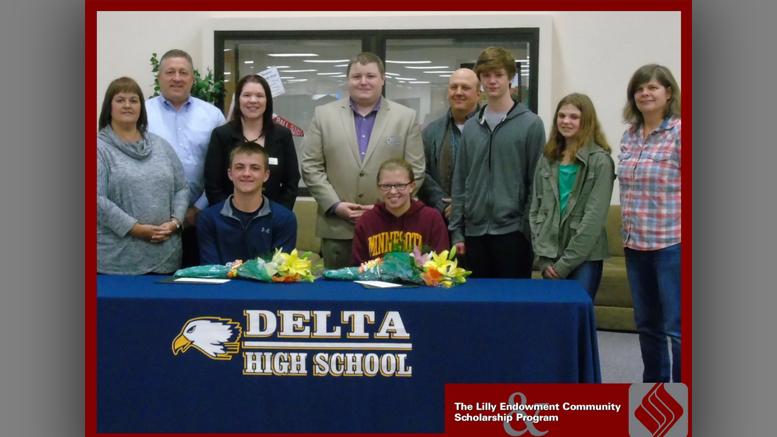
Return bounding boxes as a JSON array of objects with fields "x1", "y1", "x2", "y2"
[{"x1": 377, "y1": 158, "x2": 415, "y2": 184}]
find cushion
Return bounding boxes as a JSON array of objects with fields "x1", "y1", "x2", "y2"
[
  {"x1": 292, "y1": 197, "x2": 322, "y2": 255},
  {"x1": 605, "y1": 205, "x2": 624, "y2": 257}
]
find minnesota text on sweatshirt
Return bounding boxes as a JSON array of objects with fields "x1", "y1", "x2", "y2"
[{"x1": 351, "y1": 200, "x2": 450, "y2": 265}]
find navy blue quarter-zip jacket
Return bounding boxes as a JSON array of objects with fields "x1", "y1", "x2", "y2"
[{"x1": 197, "y1": 195, "x2": 297, "y2": 265}]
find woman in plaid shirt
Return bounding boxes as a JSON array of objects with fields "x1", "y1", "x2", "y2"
[{"x1": 618, "y1": 64, "x2": 682, "y2": 383}]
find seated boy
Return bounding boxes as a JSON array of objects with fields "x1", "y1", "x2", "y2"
[{"x1": 198, "y1": 142, "x2": 297, "y2": 264}]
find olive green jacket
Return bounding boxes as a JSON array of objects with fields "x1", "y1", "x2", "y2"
[{"x1": 529, "y1": 141, "x2": 615, "y2": 278}]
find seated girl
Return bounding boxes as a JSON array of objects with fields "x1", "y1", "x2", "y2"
[{"x1": 352, "y1": 158, "x2": 450, "y2": 265}]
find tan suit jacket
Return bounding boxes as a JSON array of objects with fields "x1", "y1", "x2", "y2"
[{"x1": 301, "y1": 97, "x2": 425, "y2": 240}]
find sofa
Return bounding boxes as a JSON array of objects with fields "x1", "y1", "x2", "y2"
[
  {"x1": 595, "y1": 205, "x2": 636, "y2": 332},
  {"x1": 292, "y1": 198, "x2": 323, "y2": 266},
  {"x1": 293, "y1": 198, "x2": 635, "y2": 332}
]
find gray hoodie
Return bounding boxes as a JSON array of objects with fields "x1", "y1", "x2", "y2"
[
  {"x1": 448, "y1": 101, "x2": 546, "y2": 244},
  {"x1": 97, "y1": 126, "x2": 189, "y2": 274}
]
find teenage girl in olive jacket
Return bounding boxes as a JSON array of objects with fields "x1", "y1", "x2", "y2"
[{"x1": 529, "y1": 93, "x2": 615, "y2": 300}]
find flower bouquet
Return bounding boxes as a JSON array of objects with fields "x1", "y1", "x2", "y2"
[
  {"x1": 173, "y1": 248, "x2": 319, "y2": 283},
  {"x1": 410, "y1": 246, "x2": 470, "y2": 288},
  {"x1": 323, "y1": 246, "x2": 471, "y2": 288}
]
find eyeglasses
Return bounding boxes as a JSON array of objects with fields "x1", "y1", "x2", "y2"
[{"x1": 378, "y1": 182, "x2": 413, "y2": 192}]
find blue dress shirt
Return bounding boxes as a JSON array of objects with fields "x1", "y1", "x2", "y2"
[{"x1": 146, "y1": 95, "x2": 226, "y2": 210}]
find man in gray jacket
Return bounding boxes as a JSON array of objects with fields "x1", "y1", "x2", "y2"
[
  {"x1": 448, "y1": 47, "x2": 546, "y2": 278},
  {"x1": 418, "y1": 68, "x2": 481, "y2": 223}
]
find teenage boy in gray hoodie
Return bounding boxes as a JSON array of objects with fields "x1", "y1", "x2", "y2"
[{"x1": 448, "y1": 47, "x2": 546, "y2": 278}]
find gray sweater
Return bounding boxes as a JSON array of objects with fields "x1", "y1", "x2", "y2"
[
  {"x1": 97, "y1": 126, "x2": 189, "y2": 274},
  {"x1": 448, "y1": 101, "x2": 546, "y2": 244}
]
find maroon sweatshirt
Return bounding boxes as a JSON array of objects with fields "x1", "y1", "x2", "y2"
[{"x1": 351, "y1": 200, "x2": 451, "y2": 265}]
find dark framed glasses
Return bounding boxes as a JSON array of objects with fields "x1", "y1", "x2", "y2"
[{"x1": 378, "y1": 182, "x2": 413, "y2": 192}]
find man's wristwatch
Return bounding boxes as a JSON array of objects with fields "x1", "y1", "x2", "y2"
[{"x1": 171, "y1": 217, "x2": 182, "y2": 230}]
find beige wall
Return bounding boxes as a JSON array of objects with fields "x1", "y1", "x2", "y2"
[{"x1": 96, "y1": 11, "x2": 681, "y2": 204}]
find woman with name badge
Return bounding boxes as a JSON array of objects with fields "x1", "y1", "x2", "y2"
[{"x1": 204, "y1": 74, "x2": 300, "y2": 211}]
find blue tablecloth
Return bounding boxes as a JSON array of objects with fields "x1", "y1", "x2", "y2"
[{"x1": 96, "y1": 275, "x2": 600, "y2": 433}]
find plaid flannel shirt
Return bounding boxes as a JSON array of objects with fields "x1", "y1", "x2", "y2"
[{"x1": 618, "y1": 116, "x2": 681, "y2": 250}]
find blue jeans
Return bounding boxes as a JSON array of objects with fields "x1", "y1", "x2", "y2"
[
  {"x1": 624, "y1": 244, "x2": 682, "y2": 383},
  {"x1": 566, "y1": 260, "x2": 604, "y2": 301}
]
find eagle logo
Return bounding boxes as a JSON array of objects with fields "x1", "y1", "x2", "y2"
[{"x1": 172, "y1": 317, "x2": 242, "y2": 360}]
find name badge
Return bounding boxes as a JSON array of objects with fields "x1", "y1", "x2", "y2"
[
  {"x1": 269, "y1": 157, "x2": 279, "y2": 165},
  {"x1": 386, "y1": 136, "x2": 401, "y2": 145}
]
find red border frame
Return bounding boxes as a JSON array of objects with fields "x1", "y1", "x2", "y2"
[{"x1": 86, "y1": 2, "x2": 691, "y2": 436}]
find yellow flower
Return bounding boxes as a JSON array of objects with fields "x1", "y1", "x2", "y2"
[
  {"x1": 423, "y1": 250, "x2": 454, "y2": 272},
  {"x1": 418, "y1": 249, "x2": 470, "y2": 287},
  {"x1": 442, "y1": 258, "x2": 463, "y2": 276},
  {"x1": 276, "y1": 248, "x2": 312, "y2": 278}
]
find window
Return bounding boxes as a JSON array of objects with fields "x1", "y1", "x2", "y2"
[
  {"x1": 383, "y1": 30, "x2": 538, "y2": 127},
  {"x1": 215, "y1": 29, "x2": 539, "y2": 193}
]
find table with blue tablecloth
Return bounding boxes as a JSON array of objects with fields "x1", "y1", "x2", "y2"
[{"x1": 96, "y1": 275, "x2": 600, "y2": 433}]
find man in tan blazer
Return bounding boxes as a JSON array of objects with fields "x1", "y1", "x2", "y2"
[{"x1": 302, "y1": 52, "x2": 425, "y2": 268}]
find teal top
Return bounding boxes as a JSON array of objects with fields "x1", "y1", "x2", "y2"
[{"x1": 559, "y1": 163, "x2": 579, "y2": 215}]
